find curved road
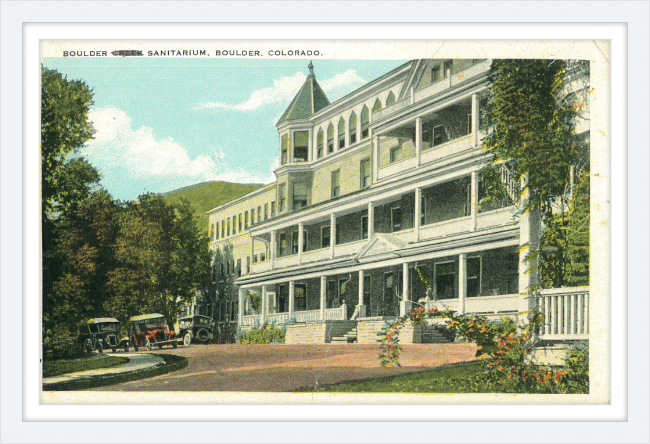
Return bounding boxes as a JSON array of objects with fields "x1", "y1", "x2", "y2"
[{"x1": 94, "y1": 343, "x2": 477, "y2": 392}]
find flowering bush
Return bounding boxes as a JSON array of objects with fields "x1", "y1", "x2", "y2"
[{"x1": 238, "y1": 322, "x2": 286, "y2": 344}]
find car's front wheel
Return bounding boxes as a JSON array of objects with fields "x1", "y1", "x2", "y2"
[
  {"x1": 145, "y1": 338, "x2": 153, "y2": 351},
  {"x1": 172, "y1": 339, "x2": 178, "y2": 348},
  {"x1": 132, "y1": 336, "x2": 139, "y2": 352},
  {"x1": 97, "y1": 341, "x2": 103, "y2": 353},
  {"x1": 183, "y1": 332, "x2": 191, "y2": 346},
  {"x1": 197, "y1": 328, "x2": 209, "y2": 342}
]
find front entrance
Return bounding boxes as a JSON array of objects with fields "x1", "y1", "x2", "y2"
[{"x1": 382, "y1": 271, "x2": 400, "y2": 316}]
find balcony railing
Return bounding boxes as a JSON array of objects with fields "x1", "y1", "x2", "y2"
[
  {"x1": 537, "y1": 287, "x2": 589, "y2": 340},
  {"x1": 239, "y1": 305, "x2": 347, "y2": 327},
  {"x1": 420, "y1": 134, "x2": 474, "y2": 165}
]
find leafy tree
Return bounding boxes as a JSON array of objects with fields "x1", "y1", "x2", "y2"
[{"x1": 565, "y1": 166, "x2": 590, "y2": 286}]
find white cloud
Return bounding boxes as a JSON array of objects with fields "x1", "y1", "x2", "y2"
[
  {"x1": 196, "y1": 69, "x2": 367, "y2": 112},
  {"x1": 83, "y1": 107, "x2": 276, "y2": 196}
]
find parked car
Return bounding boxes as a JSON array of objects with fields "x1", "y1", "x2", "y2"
[
  {"x1": 81, "y1": 318, "x2": 130, "y2": 353},
  {"x1": 177, "y1": 315, "x2": 215, "y2": 346},
  {"x1": 129, "y1": 313, "x2": 178, "y2": 351}
]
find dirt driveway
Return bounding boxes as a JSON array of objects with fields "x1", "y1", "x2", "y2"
[{"x1": 95, "y1": 343, "x2": 478, "y2": 392}]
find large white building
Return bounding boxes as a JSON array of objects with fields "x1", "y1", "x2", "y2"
[{"x1": 207, "y1": 59, "x2": 590, "y2": 344}]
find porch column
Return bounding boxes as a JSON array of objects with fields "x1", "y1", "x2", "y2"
[
  {"x1": 367, "y1": 202, "x2": 375, "y2": 238},
  {"x1": 261, "y1": 285, "x2": 268, "y2": 324},
  {"x1": 297, "y1": 223, "x2": 304, "y2": 265},
  {"x1": 470, "y1": 170, "x2": 478, "y2": 232},
  {"x1": 414, "y1": 187, "x2": 422, "y2": 242},
  {"x1": 270, "y1": 230, "x2": 277, "y2": 270},
  {"x1": 320, "y1": 275, "x2": 327, "y2": 321},
  {"x1": 238, "y1": 288, "x2": 246, "y2": 328},
  {"x1": 330, "y1": 213, "x2": 336, "y2": 259},
  {"x1": 518, "y1": 174, "x2": 540, "y2": 323},
  {"x1": 472, "y1": 93, "x2": 480, "y2": 147},
  {"x1": 357, "y1": 270, "x2": 367, "y2": 318},
  {"x1": 459, "y1": 253, "x2": 467, "y2": 315},
  {"x1": 400, "y1": 262, "x2": 412, "y2": 316},
  {"x1": 288, "y1": 280, "x2": 295, "y2": 318},
  {"x1": 415, "y1": 117, "x2": 422, "y2": 166}
]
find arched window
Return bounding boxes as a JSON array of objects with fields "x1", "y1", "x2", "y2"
[
  {"x1": 281, "y1": 134, "x2": 289, "y2": 165},
  {"x1": 349, "y1": 112, "x2": 358, "y2": 145},
  {"x1": 386, "y1": 91, "x2": 396, "y2": 107},
  {"x1": 361, "y1": 105, "x2": 370, "y2": 139},
  {"x1": 317, "y1": 128, "x2": 324, "y2": 158},
  {"x1": 327, "y1": 123, "x2": 334, "y2": 154},
  {"x1": 338, "y1": 118, "x2": 346, "y2": 149},
  {"x1": 372, "y1": 98, "x2": 382, "y2": 115}
]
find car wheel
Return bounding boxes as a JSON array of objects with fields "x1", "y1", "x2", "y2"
[
  {"x1": 172, "y1": 339, "x2": 178, "y2": 348},
  {"x1": 197, "y1": 328, "x2": 209, "y2": 342},
  {"x1": 183, "y1": 332, "x2": 191, "y2": 346},
  {"x1": 145, "y1": 338, "x2": 153, "y2": 351},
  {"x1": 112, "y1": 346, "x2": 117, "y2": 353},
  {"x1": 132, "y1": 336, "x2": 139, "y2": 352},
  {"x1": 97, "y1": 341, "x2": 103, "y2": 353}
]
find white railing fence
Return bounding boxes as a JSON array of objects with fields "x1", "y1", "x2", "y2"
[
  {"x1": 536, "y1": 287, "x2": 589, "y2": 340},
  {"x1": 240, "y1": 304, "x2": 347, "y2": 327}
]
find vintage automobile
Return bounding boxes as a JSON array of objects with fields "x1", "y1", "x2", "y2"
[
  {"x1": 177, "y1": 315, "x2": 215, "y2": 346},
  {"x1": 129, "y1": 313, "x2": 178, "y2": 351},
  {"x1": 81, "y1": 318, "x2": 130, "y2": 353}
]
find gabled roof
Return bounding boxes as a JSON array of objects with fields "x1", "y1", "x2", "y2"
[{"x1": 277, "y1": 62, "x2": 330, "y2": 126}]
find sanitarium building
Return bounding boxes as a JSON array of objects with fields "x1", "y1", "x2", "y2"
[{"x1": 207, "y1": 59, "x2": 590, "y2": 344}]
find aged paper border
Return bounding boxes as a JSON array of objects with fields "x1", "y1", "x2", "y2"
[{"x1": 0, "y1": 3, "x2": 646, "y2": 444}]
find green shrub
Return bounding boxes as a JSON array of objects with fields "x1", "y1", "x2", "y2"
[{"x1": 238, "y1": 322, "x2": 286, "y2": 344}]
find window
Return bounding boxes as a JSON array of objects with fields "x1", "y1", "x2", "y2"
[
  {"x1": 390, "y1": 145, "x2": 401, "y2": 163},
  {"x1": 216, "y1": 222, "x2": 220, "y2": 240},
  {"x1": 236, "y1": 258, "x2": 241, "y2": 277},
  {"x1": 391, "y1": 207, "x2": 402, "y2": 232},
  {"x1": 295, "y1": 284, "x2": 307, "y2": 311},
  {"x1": 238, "y1": 214, "x2": 242, "y2": 232},
  {"x1": 467, "y1": 257, "x2": 481, "y2": 297},
  {"x1": 246, "y1": 256, "x2": 250, "y2": 274},
  {"x1": 361, "y1": 106, "x2": 370, "y2": 139},
  {"x1": 250, "y1": 208, "x2": 255, "y2": 226},
  {"x1": 349, "y1": 112, "x2": 357, "y2": 145},
  {"x1": 244, "y1": 211, "x2": 248, "y2": 229},
  {"x1": 279, "y1": 233, "x2": 287, "y2": 256},
  {"x1": 227, "y1": 219, "x2": 231, "y2": 236},
  {"x1": 260, "y1": 252, "x2": 265, "y2": 262},
  {"x1": 321, "y1": 226, "x2": 331, "y2": 248},
  {"x1": 386, "y1": 91, "x2": 396, "y2": 107},
  {"x1": 336, "y1": 221, "x2": 341, "y2": 245},
  {"x1": 271, "y1": 201, "x2": 276, "y2": 217},
  {"x1": 293, "y1": 182, "x2": 309, "y2": 210},
  {"x1": 253, "y1": 255, "x2": 258, "y2": 264},
  {"x1": 331, "y1": 169, "x2": 341, "y2": 198},
  {"x1": 467, "y1": 113, "x2": 472, "y2": 135},
  {"x1": 372, "y1": 99, "x2": 382, "y2": 115},
  {"x1": 293, "y1": 131, "x2": 309, "y2": 162},
  {"x1": 257, "y1": 206, "x2": 262, "y2": 223},
  {"x1": 327, "y1": 124, "x2": 334, "y2": 153},
  {"x1": 435, "y1": 261, "x2": 456, "y2": 299},
  {"x1": 211, "y1": 224, "x2": 215, "y2": 241},
  {"x1": 281, "y1": 134, "x2": 289, "y2": 165},
  {"x1": 361, "y1": 213, "x2": 369, "y2": 239},
  {"x1": 421, "y1": 195, "x2": 426, "y2": 226},
  {"x1": 264, "y1": 203, "x2": 269, "y2": 220},
  {"x1": 226, "y1": 261, "x2": 230, "y2": 275},
  {"x1": 220, "y1": 263, "x2": 225, "y2": 276},
  {"x1": 232, "y1": 215, "x2": 237, "y2": 235},
  {"x1": 221, "y1": 220, "x2": 225, "y2": 238},
  {"x1": 432, "y1": 61, "x2": 450, "y2": 83},
  {"x1": 317, "y1": 129, "x2": 324, "y2": 158},
  {"x1": 338, "y1": 118, "x2": 345, "y2": 149},
  {"x1": 279, "y1": 184, "x2": 286, "y2": 212},
  {"x1": 291, "y1": 231, "x2": 299, "y2": 254},
  {"x1": 433, "y1": 125, "x2": 447, "y2": 146},
  {"x1": 360, "y1": 158, "x2": 372, "y2": 188}
]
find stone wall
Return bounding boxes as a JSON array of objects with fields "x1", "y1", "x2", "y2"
[
  {"x1": 357, "y1": 317, "x2": 396, "y2": 344},
  {"x1": 285, "y1": 320, "x2": 357, "y2": 344}
]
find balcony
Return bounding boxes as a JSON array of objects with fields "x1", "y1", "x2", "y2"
[{"x1": 419, "y1": 134, "x2": 474, "y2": 165}]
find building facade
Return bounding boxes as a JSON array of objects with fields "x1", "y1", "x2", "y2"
[{"x1": 207, "y1": 59, "x2": 590, "y2": 344}]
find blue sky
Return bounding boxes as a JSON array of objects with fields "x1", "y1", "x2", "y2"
[{"x1": 42, "y1": 58, "x2": 407, "y2": 201}]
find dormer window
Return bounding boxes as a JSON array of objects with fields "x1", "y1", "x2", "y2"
[
  {"x1": 327, "y1": 124, "x2": 334, "y2": 154},
  {"x1": 361, "y1": 106, "x2": 370, "y2": 139},
  {"x1": 386, "y1": 91, "x2": 396, "y2": 107},
  {"x1": 281, "y1": 134, "x2": 289, "y2": 165},
  {"x1": 349, "y1": 112, "x2": 357, "y2": 145},
  {"x1": 338, "y1": 118, "x2": 345, "y2": 150},
  {"x1": 293, "y1": 131, "x2": 309, "y2": 162},
  {"x1": 317, "y1": 129, "x2": 324, "y2": 158}
]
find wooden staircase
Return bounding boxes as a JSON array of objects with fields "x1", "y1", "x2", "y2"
[{"x1": 330, "y1": 326, "x2": 358, "y2": 344}]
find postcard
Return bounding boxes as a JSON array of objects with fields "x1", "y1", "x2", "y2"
[{"x1": 38, "y1": 39, "x2": 610, "y2": 406}]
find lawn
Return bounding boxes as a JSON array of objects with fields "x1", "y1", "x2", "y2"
[
  {"x1": 43, "y1": 355, "x2": 129, "y2": 377},
  {"x1": 302, "y1": 361, "x2": 488, "y2": 393}
]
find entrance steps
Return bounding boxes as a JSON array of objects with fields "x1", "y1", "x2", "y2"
[{"x1": 330, "y1": 327, "x2": 358, "y2": 344}]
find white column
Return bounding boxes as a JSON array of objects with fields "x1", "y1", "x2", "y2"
[
  {"x1": 414, "y1": 187, "x2": 422, "y2": 242},
  {"x1": 400, "y1": 262, "x2": 412, "y2": 316},
  {"x1": 415, "y1": 117, "x2": 422, "y2": 166},
  {"x1": 297, "y1": 223, "x2": 304, "y2": 265},
  {"x1": 288, "y1": 280, "x2": 295, "y2": 318},
  {"x1": 459, "y1": 254, "x2": 467, "y2": 315},
  {"x1": 330, "y1": 213, "x2": 336, "y2": 259},
  {"x1": 238, "y1": 288, "x2": 246, "y2": 328},
  {"x1": 261, "y1": 285, "x2": 268, "y2": 324},
  {"x1": 270, "y1": 230, "x2": 276, "y2": 270},
  {"x1": 357, "y1": 270, "x2": 367, "y2": 318},
  {"x1": 472, "y1": 93, "x2": 480, "y2": 147},
  {"x1": 320, "y1": 275, "x2": 327, "y2": 320},
  {"x1": 367, "y1": 202, "x2": 374, "y2": 238},
  {"x1": 470, "y1": 170, "x2": 478, "y2": 232},
  {"x1": 518, "y1": 175, "x2": 540, "y2": 324}
]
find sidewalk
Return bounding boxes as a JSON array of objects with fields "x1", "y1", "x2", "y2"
[{"x1": 42, "y1": 353, "x2": 165, "y2": 389}]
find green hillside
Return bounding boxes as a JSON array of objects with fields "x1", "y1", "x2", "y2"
[{"x1": 161, "y1": 181, "x2": 265, "y2": 238}]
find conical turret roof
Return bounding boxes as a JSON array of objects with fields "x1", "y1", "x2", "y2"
[{"x1": 277, "y1": 62, "x2": 330, "y2": 126}]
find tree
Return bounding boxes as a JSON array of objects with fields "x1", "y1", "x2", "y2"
[{"x1": 480, "y1": 59, "x2": 588, "y2": 287}]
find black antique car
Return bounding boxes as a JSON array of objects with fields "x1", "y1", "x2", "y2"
[
  {"x1": 177, "y1": 315, "x2": 215, "y2": 345},
  {"x1": 81, "y1": 318, "x2": 130, "y2": 353}
]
